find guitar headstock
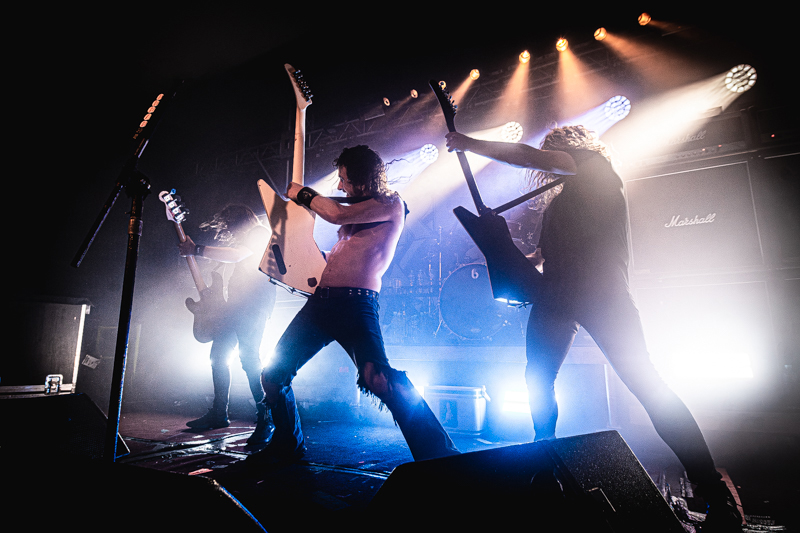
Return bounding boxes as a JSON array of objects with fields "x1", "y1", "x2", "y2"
[
  {"x1": 159, "y1": 190, "x2": 187, "y2": 224},
  {"x1": 285, "y1": 63, "x2": 313, "y2": 111},
  {"x1": 429, "y1": 79, "x2": 457, "y2": 132}
]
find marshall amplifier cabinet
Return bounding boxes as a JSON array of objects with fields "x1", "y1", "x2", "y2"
[
  {"x1": 625, "y1": 160, "x2": 764, "y2": 275},
  {"x1": 635, "y1": 112, "x2": 749, "y2": 168}
]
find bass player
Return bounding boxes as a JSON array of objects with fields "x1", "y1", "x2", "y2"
[{"x1": 179, "y1": 204, "x2": 277, "y2": 446}]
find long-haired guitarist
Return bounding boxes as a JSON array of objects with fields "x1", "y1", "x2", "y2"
[
  {"x1": 248, "y1": 145, "x2": 459, "y2": 465},
  {"x1": 178, "y1": 204, "x2": 277, "y2": 446},
  {"x1": 445, "y1": 126, "x2": 742, "y2": 532}
]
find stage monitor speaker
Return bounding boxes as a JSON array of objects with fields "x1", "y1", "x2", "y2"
[
  {"x1": 370, "y1": 430, "x2": 684, "y2": 533},
  {"x1": 5, "y1": 457, "x2": 266, "y2": 532},
  {"x1": 0, "y1": 392, "x2": 128, "y2": 460},
  {"x1": 626, "y1": 160, "x2": 763, "y2": 274}
]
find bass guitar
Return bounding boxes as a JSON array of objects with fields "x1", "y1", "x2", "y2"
[
  {"x1": 258, "y1": 64, "x2": 327, "y2": 296},
  {"x1": 429, "y1": 80, "x2": 541, "y2": 305},
  {"x1": 159, "y1": 189, "x2": 225, "y2": 343}
]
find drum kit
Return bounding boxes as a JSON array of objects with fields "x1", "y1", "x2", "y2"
[{"x1": 380, "y1": 212, "x2": 541, "y2": 343}]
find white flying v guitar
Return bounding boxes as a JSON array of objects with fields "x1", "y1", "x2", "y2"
[{"x1": 258, "y1": 64, "x2": 326, "y2": 296}]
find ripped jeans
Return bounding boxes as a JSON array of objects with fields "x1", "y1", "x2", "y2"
[{"x1": 261, "y1": 287, "x2": 459, "y2": 461}]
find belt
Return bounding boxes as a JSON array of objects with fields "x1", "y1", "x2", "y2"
[{"x1": 314, "y1": 287, "x2": 379, "y2": 299}]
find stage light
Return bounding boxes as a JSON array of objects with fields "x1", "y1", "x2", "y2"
[
  {"x1": 501, "y1": 121, "x2": 524, "y2": 143},
  {"x1": 556, "y1": 38, "x2": 568, "y2": 52},
  {"x1": 133, "y1": 93, "x2": 164, "y2": 140},
  {"x1": 725, "y1": 64, "x2": 757, "y2": 93},
  {"x1": 638, "y1": 13, "x2": 651, "y2": 25},
  {"x1": 410, "y1": 89, "x2": 419, "y2": 98},
  {"x1": 382, "y1": 97, "x2": 390, "y2": 106},
  {"x1": 604, "y1": 95, "x2": 631, "y2": 121},
  {"x1": 594, "y1": 27, "x2": 607, "y2": 41},
  {"x1": 470, "y1": 69, "x2": 480, "y2": 80},
  {"x1": 419, "y1": 143, "x2": 439, "y2": 163},
  {"x1": 519, "y1": 50, "x2": 531, "y2": 63}
]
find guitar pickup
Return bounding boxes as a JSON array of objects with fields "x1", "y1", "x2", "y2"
[{"x1": 272, "y1": 244, "x2": 287, "y2": 275}]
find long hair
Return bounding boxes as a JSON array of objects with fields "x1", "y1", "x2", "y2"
[
  {"x1": 199, "y1": 204, "x2": 259, "y2": 245},
  {"x1": 333, "y1": 145, "x2": 395, "y2": 202},
  {"x1": 525, "y1": 125, "x2": 612, "y2": 212}
]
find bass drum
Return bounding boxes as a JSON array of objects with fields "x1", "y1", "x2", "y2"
[{"x1": 439, "y1": 264, "x2": 508, "y2": 340}]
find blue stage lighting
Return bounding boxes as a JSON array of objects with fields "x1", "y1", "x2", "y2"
[
  {"x1": 420, "y1": 143, "x2": 439, "y2": 163},
  {"x1": 604, "y1": 96, "x2": 631, "y2": 121}
]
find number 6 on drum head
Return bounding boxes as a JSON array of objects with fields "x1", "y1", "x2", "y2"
[{"x1": 440, "y1": 264, "x2": 507, "y2": 340}]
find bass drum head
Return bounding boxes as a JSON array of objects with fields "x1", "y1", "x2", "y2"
[{"x1": 439, "y1": 264, "x2": 508, "y2": 339}]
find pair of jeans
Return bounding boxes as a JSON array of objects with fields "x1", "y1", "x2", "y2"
[
  {"x1": 261, "y1": 288, "x2": 459, "y2": 461},
  {"x1": 208, "y1": 301, "x2": 270, "y2": 414},
  {"x1": 525, "y1": 274, "x2": 719, "y2": 485}
]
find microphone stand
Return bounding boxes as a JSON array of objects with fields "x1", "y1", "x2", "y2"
[{"x1": 71, "y1": 82, "x2": 181, "y2": 462}]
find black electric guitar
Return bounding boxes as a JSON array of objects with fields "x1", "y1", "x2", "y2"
[
  {"x1": 258, "y1": 64, "x2": 327, "y2": 296},
  {"x1": 159, "y1": 190, "x2": 225, "y2": 343},
  {"x1": 430, "y1": 80, "x2": 541, "y2": 305}
]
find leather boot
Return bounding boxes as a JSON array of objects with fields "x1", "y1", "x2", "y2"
[
  {"x1": 246, "y1": 403, "x2": 274, "y2": 445},
  {"x1": 186, "y1": 407, "x2": 230, "y2": 429},
  {"x1": 696, "y1": 478, "x2": 743, "y2": 533},
  {"x1": 246, "y1": 386, "x2": 306, "y2": 465}
]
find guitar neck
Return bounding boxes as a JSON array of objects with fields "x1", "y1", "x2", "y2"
[
  {"x1": 454, "y1": 149, "x2": 489, "y2": 215},
  {"x1": 430, "y1": 79, "x2": 490, "y2": 216},
  {"x1": 172, "y1": 221, "x2": 208, "y2": 293},
  {"x1": 292, "y1": 107, "x2": 306, "y2": 185}
]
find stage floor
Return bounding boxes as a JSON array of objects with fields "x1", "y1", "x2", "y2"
[{"x1": 3, "y1": 399, "x2": 797, "y2": 532}]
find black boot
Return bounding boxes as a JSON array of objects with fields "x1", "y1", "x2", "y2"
[
  {"x1": 246, "y1": 403, "x2": 274, "y2": 445},
  {"x1": 246, "y1": 386, "x2": 306, "y2": 465},
  {"x1": 186, "y1": 407, "x2": 230, "y2": 429},
  {"x1": 696, "y1": 479, "x2": 743, "y2": 533}
]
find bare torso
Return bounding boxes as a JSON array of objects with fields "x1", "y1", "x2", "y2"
[{"x1": 318, "y1": 197, "x2": 404, "y2": 291}]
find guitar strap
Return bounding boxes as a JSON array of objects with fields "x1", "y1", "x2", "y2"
[
  {"x1": 493, "y1": 175, "x2": 569, "y2": 216},
  {"x1": 331, "y1": 195, "x2": 410, "y2": 218},
  {"x1": 329, "y1": 195, "x2": 372, "y2": 204}
]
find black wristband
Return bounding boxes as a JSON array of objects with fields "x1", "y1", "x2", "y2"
[
  {"x1": 195, "y1": 244, "x2": 205, "y2": 256},
  {"x1": 295, "y1": 187, "x2": 319, "y2": 208}
]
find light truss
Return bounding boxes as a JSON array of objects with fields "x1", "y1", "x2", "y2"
[{"x1": 193, "y1": 41, "x2": 623, "y2": 178}]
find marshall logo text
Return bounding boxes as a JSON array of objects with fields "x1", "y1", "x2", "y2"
[
  {"x1": 664, "y1": 213, "x2": 717, "y2": 228},
  {"x1": 667, "y1": 130, "x2": 707, "y2": 146}
]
